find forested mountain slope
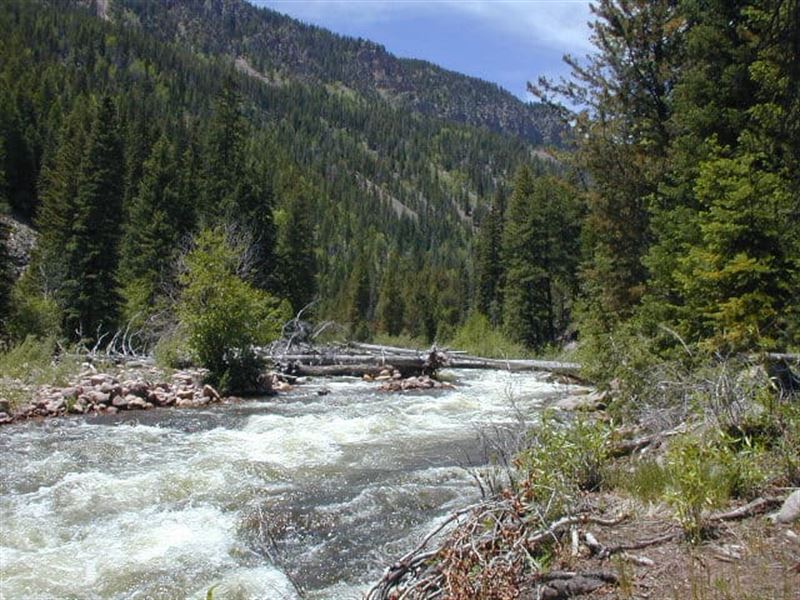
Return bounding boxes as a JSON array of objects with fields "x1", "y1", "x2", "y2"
[
  {"x1": 105, "y1": 0, "x2": 563, "y2": 145},
  {"x1": 0, "y1": 0, "x2": 560, "y2": 347}
]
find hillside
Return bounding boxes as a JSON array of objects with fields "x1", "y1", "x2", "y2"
[
  {"x1": 0, "y1": 0, "x2": 561, "y2": 347},
  {"x1": 102, "y1": 0, "x2": 563, "y2": 145}
]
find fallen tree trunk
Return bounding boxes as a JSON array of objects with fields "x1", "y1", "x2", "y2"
[
  {"x1": 267, "y1": 342, "x2": 582, "y2": 378},
  {"x1": 287, "y1": 363, "x2": 397, "y2": 378}
]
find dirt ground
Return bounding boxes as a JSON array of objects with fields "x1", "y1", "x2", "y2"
[{"x1": 539, "y1": 493, "x2": 800, "y2": 600}]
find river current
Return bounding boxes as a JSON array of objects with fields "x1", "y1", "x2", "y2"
[{"x1": 0, "y1": 369, "x2": 573, "y2": 599}]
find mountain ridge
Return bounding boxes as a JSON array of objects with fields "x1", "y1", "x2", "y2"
[{"x1": 103, "y1": 0, "x2": 563, "y2": 145}]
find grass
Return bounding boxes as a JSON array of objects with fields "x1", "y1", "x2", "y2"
[
  {"x1": 0, "y1": 335, "x2": 83, "y2": 410},
  {"x1": 446, "y1": 312, "x2": 532, "y2": 359}
]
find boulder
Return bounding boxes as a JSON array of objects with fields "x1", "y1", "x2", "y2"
[
  {"x1": 87, "y1": 391, "x2": 111, "y2": 406},
  {"x1": 770, "y1": 490, "x2": 800, "y2": 524},
  {"x1": 176, "y1": 397, "x2": 194, "y2": 408},
  {"x1": 0, "y1": 412, "x2": 12, "y2": 424},
  {"x1": 89, "y1": 374, "x2": 113, "y2": 386},
  {"x1": 126, "y1": 396, "x2": 148, "y2": 410},
  {"x1": 176, "y1": 389, "x2": 194, "y2": 400},
  {"x1": 45, "y1": 399, "x2": 65, "y2": 413},
  {"x1": 554, "y1": 390, "x2": 608, "y2": 411},
  {"x1": 125, "y1": 381, "x2": 150, "y2": 398},
  {"x1": 105, "y1": 406, "x2": 119, "y2": 415},
  {"x1": 112, "y1": 395, "x2": 130, "y2": 409},
  {"x1": 202, "y1": 384, "x2": 221, "y2": 402},
  {"x1": 0, "y1": 398, "x2": 10, "y2": 413}
]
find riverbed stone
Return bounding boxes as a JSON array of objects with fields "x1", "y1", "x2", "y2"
[
  {"x1": 0, "y1": 412, "x2": 12, "y2": 424},
  {"x1": 176, "y1": 389, "x2": 194, "y2": 400},
  {"x1": 45, "y1": 398, "x2": 65, "y2": 413},
  {"x1": 89, "y1": 374, "x2": 113, "y2": 386},
  {"x1": 126, "y1": 396, "x2": 147, "y2": 410},
  {"x1": 202, "y1": 384, "x2": 221, "y2": 402},
  {"x1": 112, "y1": 395, "x2": 130, "y2": 409},
  {"x1": 86, "y1": 391, "x2": 111, "y2": 405}
]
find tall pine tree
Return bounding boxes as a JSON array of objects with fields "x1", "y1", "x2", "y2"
[{"x1": 62, "y1": 96, "x2": 124, "y2": 340}]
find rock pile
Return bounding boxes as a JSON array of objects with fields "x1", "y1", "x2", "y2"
[
  {"x1": 0, "y1": 369, "x2": 223, "y2": 424},
  {"x1": 377, "y1": 373, "x2": 454, "y2": 392}
]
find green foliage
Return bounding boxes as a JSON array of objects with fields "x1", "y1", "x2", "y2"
[
  {"x1": 178, "y1": 228, "x2": 290, "y2": 393},
  {"x1": 273, "y1": 176, "x2": 317, "y2": 313},
  {"x1": 610, "y1": 459, "x2": 669, "y2": 504},
  {"x1": 6, "y1": 278, "x2": 61, "y2": 342},
  {"x1": 448, "y1": 311, "x2": 529, "y2": 359},
  {"x1": 663, "y1": 436, "x2": 734, "y2": 542},
  {"x1": 117, "y1": 134, "x2": 192, "y2": 335},
  {"x1": 0, "y1": 335, "x2": 82, "y2": 409},
  {"x1": 517, "y1": 411, "x2": 611, "y2": 517},
  {"x1": 501, "y1": 169, "x2": 580, "y2": 349},
  {"x1": 62, "y1": 96, "x2": 124, "y2": 341}
]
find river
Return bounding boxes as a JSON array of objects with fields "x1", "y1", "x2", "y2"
[{"x1": 0, "y1": 369, "x2": 573, "y2": 599}]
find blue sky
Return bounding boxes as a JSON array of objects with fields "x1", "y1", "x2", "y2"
[{"x1": 250, "y1": 1, "x2": 595, "y2": 101}]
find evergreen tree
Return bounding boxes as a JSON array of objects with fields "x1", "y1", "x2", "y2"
[
  {"x1": 117, "y1": 134, "x2": 186, "y2": 331},
  {"x1": 31, "y1": 100, "x2": 93, "y2": 300},
  {"x1": 346, "y1": 254, "x2": 372, "y2": 340},
  {"x1": 274, "y1": 177, "x2": 317, "y2": 314},
  {"x1": 62, "y1": 96, "x2": 124, "y2": 340},
  {"x1": 202, "y1": 81, "x2": 276, "y2": 290},
  {"x1": 0, "y1": 137, "x2": 12, "y2": 335},
  {"x1": 375, "y1": 253, "x2": 404, "y2": 336},
  {"x1": 474, "y1": 189, "x2": 506, "y2": 325}
]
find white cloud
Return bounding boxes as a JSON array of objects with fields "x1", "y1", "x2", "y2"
[
  {"x1": 443, "y1": 1, "x2": 593, "y2": 53},
  {"x1": 258, "y1": 1, "x2": 594, "y2": 54}
]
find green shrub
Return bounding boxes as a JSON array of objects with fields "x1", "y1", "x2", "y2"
[
  {"x1": 610, "y1": 459, "x2": 669, "y2": 503},
  {"x1": 663, "y1": 436, "x2": 734, "y2": 542},
  {"x1": 0, "y1": 335, "x2": 81, "y2": 409},
  {"x1": 153, "y1": 325, "x2": 193, "y2": 370},
  {"x1": 178, "y1": 228, "x2": 290, "y2": 393},
  {"x1": 6, "y1": 286, "x2": 61, "y2": 342},
  {"x1": 517, "y1": 411, "x2": 611, "y2": 517},
  {"x1": 449, "y1": 311, "x2": 530, "y2": 358}
]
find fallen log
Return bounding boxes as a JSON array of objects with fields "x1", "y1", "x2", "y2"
[
  {"x1": 285, "y1": 363, "x2": 395, "y2": 378},
  {"x1": 265, "y1": 340, "x2": 583, "y2": 379}
]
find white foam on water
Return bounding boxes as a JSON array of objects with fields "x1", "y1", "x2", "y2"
[
  {"x1": 188, "y1": 566, "x2": 301, "y2": 600},
  {"x1": 0, "y1": 369, "x2": 572, "y2": 598}
]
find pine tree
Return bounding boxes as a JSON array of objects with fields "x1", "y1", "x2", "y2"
[
  {"x1": 346, "y1": 254, "x2": 372, "y2": 340},
  {"x1": 202, "y1": 81, "x2": 275, "y2": 290},
  {"x1": 375, "y1": 253, "x2": 404, "y2": 336},
  {"x1": 32, "y1": 100, "x2": 93, "y2": 300},
  {"x1": 274, "y1": 177, "x2": 317, "y2": 314},
  {"x1": 474, "y1": 189, "x2": 506, "y2": 325},
  {"x1": 117, "y1": 134, "x2": 186, "y2": 331},
  {"x1": 62, "y1": 96, "x2": 124, "y2": 340}
]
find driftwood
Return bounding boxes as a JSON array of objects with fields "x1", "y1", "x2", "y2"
[{"x1": 265, "y1": 341, "x2": 581, "y2": 379}]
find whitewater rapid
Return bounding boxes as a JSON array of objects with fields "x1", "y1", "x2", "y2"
[{"x1": 0, "y1": 369, "x2": 573, "y2": 599}]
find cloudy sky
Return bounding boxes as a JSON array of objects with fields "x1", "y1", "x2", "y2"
[{"x1": 250, "y1": 1, "x2": 595, "y2": 100}]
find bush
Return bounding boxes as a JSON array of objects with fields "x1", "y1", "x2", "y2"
[
  {"x1": 178, "y1": 228, "x2": 290, "y2": 394},
  {"x1": 449, "y1": 312, "x2": 530, "y2": 358},
  {"x1": 516, "y1": 411, "x2": 611, "y2": 518},
  {"x1": 6, "y1": 286, "x2": 61, "y2": 342},
  {"x1": 663, "y1": 436, "x2": 735, "y2": 542},
  {"x1": 0, "y1": 335, "x2": 81, "y2": 409}
]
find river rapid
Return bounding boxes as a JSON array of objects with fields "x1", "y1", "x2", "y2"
[{"x1": 0, "y1": 370, "x2": 574, "y2": 599}]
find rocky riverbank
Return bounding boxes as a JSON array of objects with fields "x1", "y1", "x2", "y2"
[{"x1": 0, "y1": 365, "x2": 229, "y2": 425}]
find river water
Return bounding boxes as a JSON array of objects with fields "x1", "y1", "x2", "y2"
[{"x1": 0, "y1": 370, "x2": 573, "y2": 599}]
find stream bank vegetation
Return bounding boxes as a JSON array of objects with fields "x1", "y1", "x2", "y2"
[{"x1": 368, "y1": 354, "x2": 800, "y2": 599}]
